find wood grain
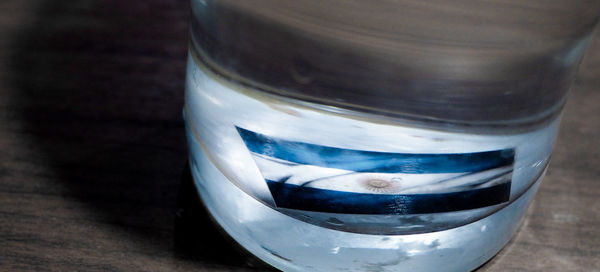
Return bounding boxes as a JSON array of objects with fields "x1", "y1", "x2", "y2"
[{"x1": 0, "y1": 0, "x2": 598, "y2": 271}]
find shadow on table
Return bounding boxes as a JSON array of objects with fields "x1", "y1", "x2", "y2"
[{"x1": 8, "y1": 0, "x2": 272, "y2": 270}]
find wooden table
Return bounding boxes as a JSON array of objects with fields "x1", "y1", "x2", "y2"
[{"x1": 1, "y1": 1, "x2": 598, "y2": 271}]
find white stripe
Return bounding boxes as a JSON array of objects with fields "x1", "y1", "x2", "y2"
[{"x1": 252, "y1": 153, "x2": 510, "y2": 195}]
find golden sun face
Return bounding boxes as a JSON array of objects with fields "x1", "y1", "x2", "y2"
[{"x1": 359, "y1": 175, "x2": 402, "y2": 194}]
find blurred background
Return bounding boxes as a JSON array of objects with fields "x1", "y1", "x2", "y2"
[{"x1": 0, "y1": 0, "x2": 598, "y2": 271}]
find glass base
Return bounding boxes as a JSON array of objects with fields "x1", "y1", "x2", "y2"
[{"x1": 188, "y1": 146, "x2": 543, "y2": 272}]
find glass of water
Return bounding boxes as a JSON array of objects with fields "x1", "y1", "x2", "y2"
[{"x1": 184, "y1": 1, "x2": 599, "y2": 271}]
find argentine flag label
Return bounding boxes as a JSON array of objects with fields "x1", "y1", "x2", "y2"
[{"x1": 237, "y1": 127, "x2": 514, "y2": 216}]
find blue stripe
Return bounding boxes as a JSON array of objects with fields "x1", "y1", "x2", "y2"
[
  {"x1": 266, "y1": 180, "x2": 511, "y2": 214},
  {"x1": 237, "y1": 127, "x2": 514, "y2": 174}
]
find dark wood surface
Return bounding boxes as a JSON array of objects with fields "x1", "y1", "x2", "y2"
[{"x1": 0, "y1": 1, "x2": 598, "y2": 271}]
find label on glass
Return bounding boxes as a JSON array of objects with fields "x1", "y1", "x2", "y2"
[{"x1": 237, "y1": 127, "x2": 514, "y2": 215}]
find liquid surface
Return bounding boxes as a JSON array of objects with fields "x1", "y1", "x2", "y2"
[{"x1": 183, "y1": 56, "x2": 550, "y2": 270}]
